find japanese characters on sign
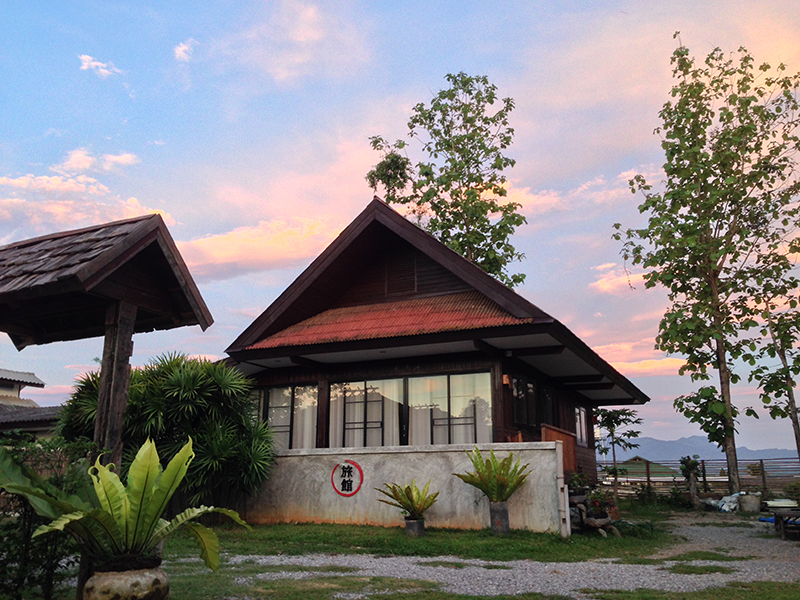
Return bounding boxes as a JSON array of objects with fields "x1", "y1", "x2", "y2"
[{"x1": 331, "y1": 459, "x2": 363, "y2": 497}]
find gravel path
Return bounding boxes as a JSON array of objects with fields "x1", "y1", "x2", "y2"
[{"x1": 222, "y1": 514, "x2": 800, "y2": 598}]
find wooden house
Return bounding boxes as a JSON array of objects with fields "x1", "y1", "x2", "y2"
[{"x1": 227, "y1": 199, "x2": 649, "y2": 481}]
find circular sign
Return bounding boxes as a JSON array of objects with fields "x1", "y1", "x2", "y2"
[{"x1": 331, "y1": 459, "x2": 364, "y2": 497}]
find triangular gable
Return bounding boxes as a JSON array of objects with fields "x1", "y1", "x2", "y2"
[
  {"x1": 227, "y1": 199, "x2": 553, "y2": 353},
  {"x1": 0, "y1": 214, "x2": 212, "y2": 349}
]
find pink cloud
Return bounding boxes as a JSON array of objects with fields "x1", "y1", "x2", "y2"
[
  {"x1": 611, "y1": 357, "x2": 685, "y2": 377},
  {"x1": 0, "y1": 174, "x2": 109, "y2": 195},
  {"x1": 177, "y1": 217, "x2": 337, "y2": 281},
  {"x1": 102, "y1": 153, "x2": 141, "y2": 170},
  {"x1": 589, "y1": 266, "x2": 645, "y2": 295}
]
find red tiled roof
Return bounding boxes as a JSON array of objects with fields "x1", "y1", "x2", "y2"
[{"x1": 247, "y1": 291, "x2": 534, "y2": 350}]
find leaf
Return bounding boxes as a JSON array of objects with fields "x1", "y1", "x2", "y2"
[
  {"x1": 125, "y1": 438, "x2": 162, "y2": 553},
  {"x1": 183, "y1": 521, "x2": 220, "y2": 571},
  {"x1": 89, "y1": 458, "x2": 129, "y2": 539}
]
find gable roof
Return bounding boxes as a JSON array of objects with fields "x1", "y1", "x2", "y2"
[
  {"x1": 0, "y1": 214, "x2": 212, "y2": 349},
  {"x1": 228, "y1": 199, "x2": 649, "y2": 406}
]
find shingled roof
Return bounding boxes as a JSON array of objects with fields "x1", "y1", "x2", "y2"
[{"x1": 0, "y1": 214, "x2": 212, "y2": 349}]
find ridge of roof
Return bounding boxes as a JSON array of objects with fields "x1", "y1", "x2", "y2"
[
  {"x1": 0, "y1": 213, "x2": 158, "y2": 253},
  {"x1": 227, "y1": 198, "x2": 554, "y2": 353}
]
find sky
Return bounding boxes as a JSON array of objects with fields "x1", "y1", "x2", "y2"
[{"x1": 2, "y1": 1, "x2": 800, "y2": 451}]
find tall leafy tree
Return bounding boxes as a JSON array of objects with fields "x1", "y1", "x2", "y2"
[
  {"x1": 739, "y1": 245, "x2": 800, "y2": 460},
  {"x1": 594, "y1": 408, "x2": 642, "y2": 506},
  {"x1": 616, "y1": 35, "x2": 800, "y2": 492},
  {"x1": 366, "y1": 72, "x2": 527, "y2": 287}
]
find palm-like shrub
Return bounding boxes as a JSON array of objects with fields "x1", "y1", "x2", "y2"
[
  {"x1": 376, "y1": 479, "x2": 439, "y2": 520},
  {"x1": 0, "y1": 438, "x2": 247, "y2": 572},
  {"x1": 454, "y1": 447, "x2": 530, "y2": 502},
  {"x1": 58, "y1": 353, "x2": 273, "y2": 508}
]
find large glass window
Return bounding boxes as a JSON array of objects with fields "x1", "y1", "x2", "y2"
[
  {"x1": 264, "y1": 385, "x2": 318, "y2": 450},
  {"x1": 330, "y1": 379, "x2": 403, "y2": 448},
  {"x1": 330, "y1": 372, "x2": 492, "y2": 448}
]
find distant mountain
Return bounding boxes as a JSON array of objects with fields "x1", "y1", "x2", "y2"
[{"x1": 599, "y1": 436, "x2": 797, "y2": 462}]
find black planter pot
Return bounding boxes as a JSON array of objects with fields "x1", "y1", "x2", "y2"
[
  {"x1": 489, "y1": 501, "x2": 510, "y2": 534},
  {"x1": 405, "y1": 518, "x2": 425, "y2": 537}
]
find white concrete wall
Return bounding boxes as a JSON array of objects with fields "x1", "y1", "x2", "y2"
[{"x1": 241, "y1": 442, "x2": 569, "y2": 536}]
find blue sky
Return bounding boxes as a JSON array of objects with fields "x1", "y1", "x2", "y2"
[{"x1": 2, "y1": 1, "x2": 800, "y2": 450}]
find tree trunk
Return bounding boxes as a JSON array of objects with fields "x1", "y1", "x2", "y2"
[
  {"x1": 777, "y1": 348, "x2": 800, "y2": 462},
  {"x1": 611, "y1": 441, "x2": 619, "y2": 506},
  {"x1": 715, "y1": 336, "x2": 740, "y2": 493}
]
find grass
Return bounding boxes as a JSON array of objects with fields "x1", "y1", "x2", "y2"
[
  {"x1": 661, "y1": 564, "x2": 737, "y2": 575},
  {"x1": 164, "y1": 521, "x2": 672, "y2": 564},
  {"x1": 584, "y1": 581, "x2": 800, "y2": 600},
  {"x1": 666, "y1": 551, "x2": 749, "y2": 562}
]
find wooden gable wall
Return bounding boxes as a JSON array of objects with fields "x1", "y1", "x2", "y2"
[{"x1": 335, "y1": 241, "x2": 472, "y2": 307}]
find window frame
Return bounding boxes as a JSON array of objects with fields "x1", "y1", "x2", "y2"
[{"x1": 262, "y1": 384, "x2": 319, "y2": 450}]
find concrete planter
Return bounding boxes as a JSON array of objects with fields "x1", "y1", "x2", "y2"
[
  {"x1": 83, "y1": 567, "x2": 169, "y2": 600},
  {"x1": 490, "y1": 501, "x2": 510, "y2": 534},
  {"x1": 405, "y1": 518, "x2": 425, "y2": 537}
]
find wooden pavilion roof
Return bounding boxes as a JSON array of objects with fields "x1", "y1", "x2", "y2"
[{"x1": 0, "y1": 214, "x2": 212, "y2": 349}]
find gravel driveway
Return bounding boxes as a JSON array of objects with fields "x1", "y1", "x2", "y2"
[{"x1": 226, "y1": 513, "x2": 800, "y2": 598}]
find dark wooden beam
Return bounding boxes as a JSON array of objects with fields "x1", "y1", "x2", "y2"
[
  {"x1": 290, "y1": 355, "x2": 323, "y2": 368},
  {"x1": 555, "y1": 374, "x2": 605, "y2": 384},
  {"x1": 94, "y1": 301, "x2": 137, "y2": 467},
  {"x1": 569, "y1": 382, "x2": 616, "y2": 391},
  {"x1": 473, "y1": 339, "x2": 502, "y2": 357},
  {"x1": 509, "y1": 345, "x2": 565, "y2": 357}
]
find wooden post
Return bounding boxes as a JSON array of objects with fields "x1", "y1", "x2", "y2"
[
  {"x1": 94, "y1": 300, "x2": 137, "y2": 467},
  {"x1": 760, "y1": 459, "x2": 768, "y2": 492},
  {"x1": 645, "y1": 460, "x2": 651, "y2": 486},
  {"x1": 701, "y1": 460, "x2": 709, "y2": 492}
]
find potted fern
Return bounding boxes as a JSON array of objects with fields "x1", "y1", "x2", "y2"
[
  {"x1": 376, "y1": 479, "x2": 439, "y2": 537},
  {"x1": 454, "y1": 447, "x2": 530, "y2": 534},
  {"x1": 0, "y1": 437, "x2": 248, "y2": 599}
]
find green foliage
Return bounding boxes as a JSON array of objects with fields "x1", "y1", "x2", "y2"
[
  {"x1": 0, "y1": 435, "x2": 90, "y2": 600},
  {"x1": 58, "y1": 352, "x2": 274, "y2": 507},
  {"x1": 453, "y1": 447, "x2": 530, "y2": 502},
  {"x1": 587, "y1": 487, "x2": 615, "y2": 512},
  {"x1": 635, "y1": 483, "x2": 658, "y2": 506},
  {"x1": 615, "y1": 36, "x2": 800, "y2": 488},
  {"x1": 595, "y1": 408, "x2": 642, "y2": 503},
  {"x1": 568, "y1": 472, "x2": 589, "y2": 491},
  {"x1": 0, "y1": 438, "x2": 249, "y2": 572},
  {"x1": 376, "y1": 479, "x2": 440, "y2": 520},
  {"x1": 366, "y1": 72, "x2": 527, "y2": 287},
  {"x1": 679, "y1": 455, "x2": 700, "y2": 481}
]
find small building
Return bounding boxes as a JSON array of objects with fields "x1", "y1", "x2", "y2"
[
  {"x1": 0, "y1": 368, "x2": 59, "y2": 437},
  {"x1": 227, "y1": 199, "x2": 649, "y2": 533}
]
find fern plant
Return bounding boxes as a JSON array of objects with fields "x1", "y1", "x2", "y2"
[
  {"x1": 0, "y1": 438, "x2": 248, "y2": 572},
  {"x1": 376, "y1": 479, "x2": 439, "y2": 520},
  {"x1": 454, "y1": 447, "x2": 530, "y2": 502}
]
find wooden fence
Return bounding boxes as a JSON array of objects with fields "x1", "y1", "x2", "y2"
[{"x1": 596, "y1": 457, "x2": 800, "y2": 496}]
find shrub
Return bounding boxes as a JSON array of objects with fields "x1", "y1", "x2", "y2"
[
  {"x1": 376, "y1": 480, "x2": 439, "y2": 520},
  {"x1": 58, "y1": 353, "x2": 274, "y2": 509},
  {"x1": 0, "y1": 434, "x2": 92, "y2": 600},
  {"x1": 454, "y1": 447, "x2": 530, "y2": 502},
  {"x1": 635, "y1": 483, "x2": 658, "y2": 506}
]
